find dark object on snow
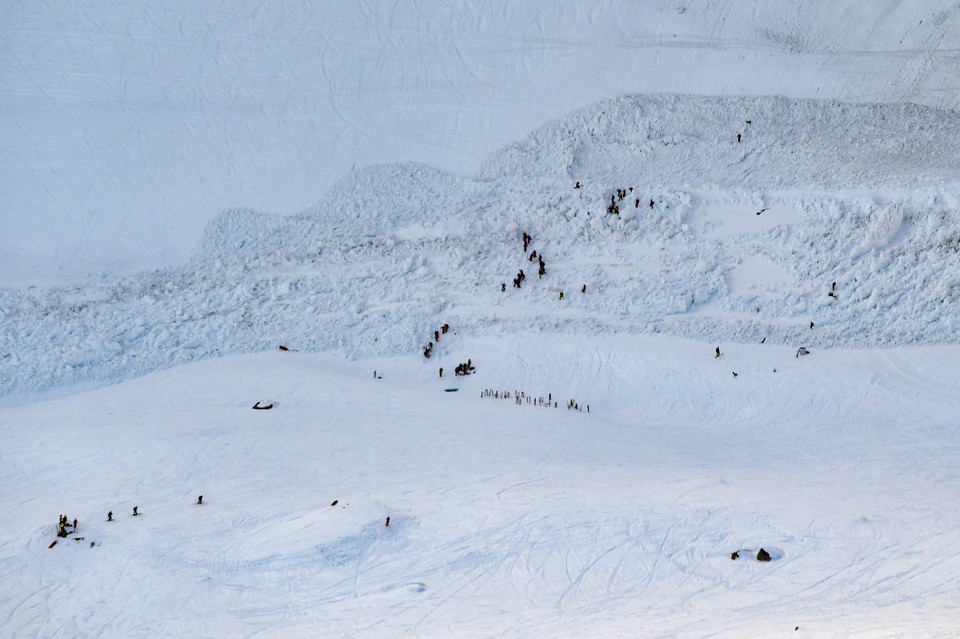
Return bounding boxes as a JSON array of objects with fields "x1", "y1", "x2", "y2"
[
  {"x1": 385, "y1": 516, "x2": 390, "y2": 527},
  {"x1": 732, "y1": 372, "x2": 738, "y2": 377},
  {"x1": 832, "y1": 281, "x2": 836, "y2": 291},
  {"x1": 737, "y1": 133, "x2": 741, "y2": 143},
  {"x1": 581, "y1": 284, "x2": 586, "y2": 293},
  {"x1": 715, "y1": 347, "x2": 721, "y2": 358},
  {"x1": 197, "y1": 495, "x2": 203, "y2": 505},
  {"x1": 49, "y1": 540, "x2": 58, "y2": 548},
  {"x1": 107, "y1": 511, "x2": 113, "y2": 521},
  {"x1": 796, "y1": 347, "x2": 810, "y2": 358},
  {"x1": 444, "y1": 388, "x2": 458, "y2": 392},
  {"x1": 278, "y1": 345, "x2": 290, "y2": 351},
  {"x1": 756, "y1": 208, "x2": 767, "y2": 216},
  {"x1": 132, "y1": 506, "x2": 139, "y2": 516},
  {"x1": 757, "y1": 548, "x2": 771, "y2": 562},
  {"x1": 731, "y1": 551, "x2": 739, "y2": 560},
  {"x1": 809, "y1": 321, "x2": 815, "y2": 329},
  {"x1": 649, "y1": 199, "x2": 654, "y2": 209},
  {"x1": 439, "y1": 367, "x2": 443, "y2": 377},
  {"x1": 574, "y1": 181, "x2": 581, "y2": 188},
  {"x1": 91, "y1": 541, "x2": 95, "y2": 548},
  {"x1": 331, "y1": 500, "x2": 338, "y2": 507},
  {"x1": 252, "y1": 401, "x2": 274, "y2": 410},
  {"x1": 559, "y1": 291, "x2": 564, "y2": 300}
]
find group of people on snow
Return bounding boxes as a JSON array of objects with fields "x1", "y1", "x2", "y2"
[
  {"x1": 57, "y1": 515, "x2": 78, "y2": 538},
  {"x1": 423, "y1": 323, "x2": 450, "y2": 359},
  {"x1": 509, "y1": 232, "x2": 547, "y2": 290}
]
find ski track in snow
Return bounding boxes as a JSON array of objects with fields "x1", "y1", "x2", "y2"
[{"x1": 1, "y1": 342, "x2": 960, "y2": 636}]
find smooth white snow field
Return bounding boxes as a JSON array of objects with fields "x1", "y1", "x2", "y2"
[
  {"x1": 4, "y1": 2, "x2": 960, "y2": 637},
  {"x1": 3, "y1": 341, "x2": 960, "y2": 638}
]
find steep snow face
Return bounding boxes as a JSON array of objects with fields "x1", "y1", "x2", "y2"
[
  {"x1": 3, "y1": 94, "x2": 960, "y2": 401},
  {"x1": 5, "y1": 1, "x2": 960, "y2": 282}
]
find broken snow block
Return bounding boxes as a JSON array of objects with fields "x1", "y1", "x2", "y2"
[{"x1": 757, "y1": 548, "x2": 771, "y2": 562}]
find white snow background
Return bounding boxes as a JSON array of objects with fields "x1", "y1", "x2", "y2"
[{"x1": 3, "y1": 1, "x2": 960, "y2": 637}]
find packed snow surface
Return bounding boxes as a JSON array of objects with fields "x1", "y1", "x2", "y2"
[
  {"x1": 4, "y1": 2, "x2": 960, "y2": 637},
  {"x1": 3, "y1": 343, "x2": 960, "y2": 637}
]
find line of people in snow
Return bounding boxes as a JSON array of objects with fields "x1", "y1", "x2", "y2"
[
  {"x1": 509, "y1": 225, "x2": 595, "y2": 300},
  {"x1": 479, "y1": 388, "x2": 590, "y2": 412},
  {"x1": 423, "y1": 323, "x2": 450, "y2": 359},
  {"x1": 51, "y1": 503, "x2": 147, "y2": 548},
  {"x1": 509, "y1": 232, "x2": 546, "y2": 291},
  {"x1": 52, "y1": 495, "x2": 392, "y2": 550}
]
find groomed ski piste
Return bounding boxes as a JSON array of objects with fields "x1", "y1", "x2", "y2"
[{"x1": 4, "y1": 3, "x2": 960, "y2": 639}]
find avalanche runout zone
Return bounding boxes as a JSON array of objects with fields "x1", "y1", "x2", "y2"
[{"x1": 2, "y1": 94, "x2": 960, "y2": 401}]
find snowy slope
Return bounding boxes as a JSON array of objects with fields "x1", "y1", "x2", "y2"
[
  {"x1": 4, "y1": 3, "x2": 960, "y2": 637},
  {"x1": 2, "y1": 342, "x2": 960, "y2": 637},
  {"x1": 4, "y1": 94, "x2": 960, "y2": 401},
  {"x1": 5, "y1": 1, "x2": 960, "y2": 282}
]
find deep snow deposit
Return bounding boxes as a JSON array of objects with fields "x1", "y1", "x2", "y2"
[{"x1": 3, "y1": 95, "x2": 960, "y2": 401}]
